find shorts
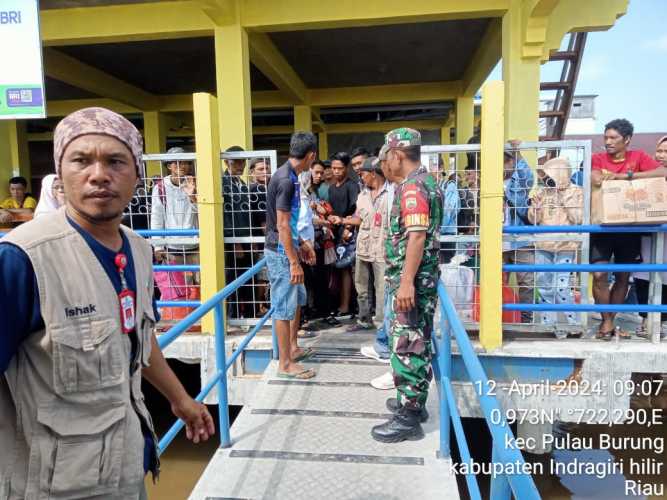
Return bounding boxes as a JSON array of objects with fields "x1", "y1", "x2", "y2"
[
  {"x1": 265, "y1": 248, "x2": 307, "y2": 320},
  {"x1": 590, "y1": 233, "x2": 642, "y2": 265}
]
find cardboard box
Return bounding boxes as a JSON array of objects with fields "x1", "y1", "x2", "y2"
[
  {"x1": 633, "y1": 177, "x2": 667, "y2": 223},
  {"x1": 597, "y1": 178, "x2": 667, "y2": 225}
]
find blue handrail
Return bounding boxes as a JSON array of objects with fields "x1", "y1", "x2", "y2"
[
  {"x1": 436, "y1": 282, "x2": 541, "y2": 500},
  {"x1": 136, "y1": 229, "x2": 200, "y2": 237},
  {"x1": 156, "y1": 257, "x2": 271, "y2": 455},
  {"x1": 504, "y1": 224, "x2": 667, "y2": 234},
  {"x1": 504, "y1": 303, "x2": 667, "y2": 312},
  {"x1": 505, "y1": 263, "x2": 667, "y2": 273},
  {"x1": 154, "y1": 264, "x2": 201, "y2": 272}
]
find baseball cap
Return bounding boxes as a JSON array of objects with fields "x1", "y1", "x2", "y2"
[{"x1": 384, "y1": 127, "x2": 421, "y2": 148}]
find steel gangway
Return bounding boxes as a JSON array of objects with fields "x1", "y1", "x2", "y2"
[{"x1": 155, "y1": 257, "x2": 541, "y2": 500}]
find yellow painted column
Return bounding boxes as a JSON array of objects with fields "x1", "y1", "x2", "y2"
[
  {"x1": 479, "y1": 81, "x2": 504, "y2": 351},
  {"x1": 455, "y1": 97, "x2": 474, "y2": 145},
  {"x1": 215, "y1": 22, "x2": 253, "y2": 151},
  {"x1": 194, "y1": 93, "x2": 225, "y2": 335},
  {"x1": 8, "y1": 121, "x2": 31, "y2": 187},
  {"x1": 0, "y1": 122, "x2": 14, "y2": 199},
  {"x1": 143, "y1": 111, "x2": 167, "y2": 178},
  {"x1": 293, "y1": 105, "x2": 312, "y2": 132},
  {"x1": 318, "y1": 132, "x2": 328, "y2": 160},
  {"x1": 502, "y1": 1, "x2": 540, "y2": 141}
]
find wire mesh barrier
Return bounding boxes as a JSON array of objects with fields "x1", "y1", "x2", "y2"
[
  {"x1": 124, "y1": 151, "x2": 203, "y2": 328},
  {"x1": 220, "y1": 149, "x2": 278, "y2": 327},
  {"x1": 423, "y1": 141, "x2": 593, "y2": 337},
  {"x1": 503, "y1": 224, "x2": 667, "y2": 343}
]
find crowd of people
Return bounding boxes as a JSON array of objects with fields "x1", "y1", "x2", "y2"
[{"x1": 1, "y1": 106, "x2": 667, "y2": 496}]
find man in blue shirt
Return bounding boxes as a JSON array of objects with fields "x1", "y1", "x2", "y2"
[{"x1": 265, "y1": 132, "x2": 317, "y2": 379}]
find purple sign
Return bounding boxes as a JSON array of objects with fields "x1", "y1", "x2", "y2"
[{"x1": 6, "y1": 87, "x2": 43, "y2": 107}]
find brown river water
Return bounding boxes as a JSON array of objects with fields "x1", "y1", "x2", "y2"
[{"x1": 143, "y1": 362, "x2": 666, "y2": 499}]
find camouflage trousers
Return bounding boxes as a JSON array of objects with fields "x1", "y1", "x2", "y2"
[{"x1": 388, "y1": 292, "x2": 437, "y2": 410}]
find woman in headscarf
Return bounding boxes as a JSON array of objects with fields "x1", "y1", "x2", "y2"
[
  {"x1": 34, "y1": 174, "x2": 65, "y2": 217},
  {"x1": 634, "y1": 135, "x2": 667, "y2": 339}
]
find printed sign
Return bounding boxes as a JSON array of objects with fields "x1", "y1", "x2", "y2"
[{"x1": 0, "y1": 0, "x2": 45, "y2": 119}]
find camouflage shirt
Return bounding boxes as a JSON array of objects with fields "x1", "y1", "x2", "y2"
[{"x1": 385, "y1": 166, "x2": 443, "y2": 294}]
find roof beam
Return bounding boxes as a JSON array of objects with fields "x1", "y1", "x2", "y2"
[
  {"x1": 40, "y1": 1, "x2": 213, "y2": 46},
  {"x1": 46, "y1": 99, "x2": 140, "y2": 118},
  {"x1": 241, "y1": 0, "x2": 509, "y2": 31},
  {"x1": 45, "y1": 80, "x2": 463, "y2": 118},
  {"x1": 248, "y1": 33, "x2": 308, "y2": 104},
  {"x1": 461, "y1": 18, "x2": 502, "y2": 96},
  {"x1": 309, "y1": 81, "x2": 463, "y2": 107},
  {"x1": 43, "y1": 48, "x2": 162, "y2": 110},
  {"x1": 325, "y1": 120, "x2": 446, "y2": 134}
]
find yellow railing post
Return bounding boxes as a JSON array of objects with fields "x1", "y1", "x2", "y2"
[
  {"x1": 479, "y1": 81, "x2": 504, "y2": 351},
  {"x1": 194, "y1": 92, "x2": 225, "y2": 335}
]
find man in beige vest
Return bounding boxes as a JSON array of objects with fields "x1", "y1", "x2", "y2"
[
  {"x1": 0, "y1": 107, "x2": 214, "y2": 499},
  {"x1": 343, "y1": 157, "x2": 390, "y2": 333}
]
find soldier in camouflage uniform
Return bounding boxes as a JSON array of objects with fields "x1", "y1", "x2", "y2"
[{"x1": 372, "y1": 128, "x2": 443, "y2": 443}]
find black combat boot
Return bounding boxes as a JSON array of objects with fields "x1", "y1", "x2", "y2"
[
  {"x1": 385, "y1": 397, "x2": 429, "y2": 423},
  {"x1": 371, "y1": 406, "x2": 424, "y2": 443}
]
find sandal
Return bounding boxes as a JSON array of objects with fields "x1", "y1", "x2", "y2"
[
  {"x1": 635, "y1": 323, "x2": 649, "y2": 339},
  {"x1": 294, "y1": 347, "x2": 314, "y2": 362},
  {"x1": 324, "y1": 315, "x2": 341, "y2": 327},
  {"x1": 276, "y1": 368, "x2": 316, "y2": 380},
  {"x1": 596, "y1": 327, "x2": 614, "y2": 341}
]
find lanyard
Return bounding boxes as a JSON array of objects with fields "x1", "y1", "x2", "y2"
[{"x1": 115, "y1": 253, "x2": 136, "y2": 334}]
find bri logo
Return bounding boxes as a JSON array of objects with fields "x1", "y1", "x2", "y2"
[
  {"x1": 0, "y1": 11, "x2": 21, "y2": 24},
  {"x1": 64, "y1": 304, "x2": 98, "y2": 318}
]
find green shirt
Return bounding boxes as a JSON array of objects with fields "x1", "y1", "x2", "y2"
[{"x1": 385, "y1": 167, "x2": 442, "y2": 294}]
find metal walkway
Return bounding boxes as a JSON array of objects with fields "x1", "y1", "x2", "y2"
[{"x1": 189, "y1": 328, "x2": 459, "y2": 500}]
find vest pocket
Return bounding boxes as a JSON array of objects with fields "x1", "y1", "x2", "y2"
[
  {"x1": 140, "y1": 310, "x2": 156, "y2": 366},
  {"x1": 35, "y1": 403, "x2": 126, "y2": 497},
  {"x1": 50, "y1": 318, "x2": 124, "y2": 394}
]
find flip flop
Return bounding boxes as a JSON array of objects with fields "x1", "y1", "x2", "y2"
[
  {"x1": 294, "y1": 347, "x2": 314, "y2": 362},
  {"x1": 596, "y1": 327, "x2": 614, "y2": 341},
  {"x1": 276, "y1": 368, "x2": 316, "y2": 380}
]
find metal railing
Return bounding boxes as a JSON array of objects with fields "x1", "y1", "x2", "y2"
[
  {"x1": 156, "y1": 258, "x2": 274, "y2": 454},
  {"x1": 434, "y1": 281, "x2": 541, "y2": 500},
  {"x1": 503, "y1": 225, "x2": 667, "y2": 343}
]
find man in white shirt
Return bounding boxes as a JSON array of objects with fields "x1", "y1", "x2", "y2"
[{"x1": 151, "y1": 147, "x2": 199, "y2": 286}]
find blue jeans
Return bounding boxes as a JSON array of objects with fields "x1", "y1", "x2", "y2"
[
  {"x1": 374, "y1": 289, "x2": 392, "y2": 358},
  {"x1": 265, "y1": 248, "x2": 307, "y2": 321}
]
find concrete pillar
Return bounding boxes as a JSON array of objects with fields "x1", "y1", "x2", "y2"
[
  {"x1": 293, "y1": 105, "x2": 312, "y2": 132},
  {"x1": 215, "y1": 23, "x2": 253, "y2": 151},
  {"x1": 143, "y1": 111, "x2": 167, "y2": 178},
  {"x1": 318, "y1": 132, "x2": 328, "y2": 160},
  {"x1": 193, "y1": 93, "x2": 225, "y2": 336},
  {"x1": 479, "y1": 81, "x2": 504, "y2": 351},
  {"x1": 502, "y1": 0, "x2": 540, "y2": 141},
  {"x1": 0, "y1": 122, "x2": 13, "y2": 198},
  {"x1": 455, "y1": 97, "x2": 474, "y2": 145}
]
